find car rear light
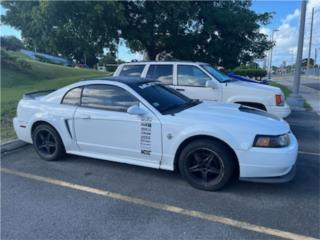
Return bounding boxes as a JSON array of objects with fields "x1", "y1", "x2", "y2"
[{"x1": 275, "y1": 94, "x2": 283, "y2": 106}]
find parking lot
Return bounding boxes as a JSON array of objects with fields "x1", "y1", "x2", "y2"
[{"x1": 1, "y1": 110, "x2": 319, "y2": 240}]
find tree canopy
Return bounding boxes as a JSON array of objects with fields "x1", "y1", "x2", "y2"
[
  {"x1": 1, "y1": 0, "x2": 273, "y2": 68},
  {"x1": 1, "y1": 35, "x2": 24, "y2": 51}
]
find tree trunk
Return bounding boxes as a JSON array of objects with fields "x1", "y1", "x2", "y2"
[{"x1": 146, "y1": 48, "x2": 157, "y2": 60}]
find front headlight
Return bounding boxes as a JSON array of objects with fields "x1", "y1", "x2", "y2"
[{"x1": 253, "y1": 134, "x2": 290, "y2": 148}]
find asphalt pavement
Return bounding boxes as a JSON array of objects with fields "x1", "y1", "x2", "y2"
[{"x1": 1, "y1": 110, "x2": 319, "y2": 240}]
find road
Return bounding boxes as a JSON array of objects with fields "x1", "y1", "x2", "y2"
[{"x1": 1, "y1": 110, "x2": 319, "y2": 240}]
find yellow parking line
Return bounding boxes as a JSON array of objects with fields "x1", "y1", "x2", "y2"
[{"x1": 1, "y1": 167, "x2": 318, "y2": 240}]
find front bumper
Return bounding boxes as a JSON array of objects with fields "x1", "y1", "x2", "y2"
[
  {"x1": 268, "y1": 102, "x2": 291, "y2": 118},
  {"x1": 236, "y1": 133, "x2": 298, "y2": 182},
  {"x1": 240, "y1": 164, "x2": 296, "y2": 183}
]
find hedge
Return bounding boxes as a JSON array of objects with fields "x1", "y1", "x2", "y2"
[{"x1": 232, "y1": 68, "x2": 267, "y2": 80}]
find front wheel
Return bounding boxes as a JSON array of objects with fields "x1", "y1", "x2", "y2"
[
  {"x1": 178, "y1": 139, "x2": 235, "y2": 191},
  {"x1": 32, "y1": 124, "x2": 65, "y2": 161}
]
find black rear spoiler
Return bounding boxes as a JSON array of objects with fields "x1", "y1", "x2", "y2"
[{"x1": 23, "y1": 89, "x2": 56, "y2": 100}]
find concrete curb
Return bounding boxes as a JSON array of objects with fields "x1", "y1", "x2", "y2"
[{"x1": 1, "y1": 139, "x2": 28, "y2": 154}]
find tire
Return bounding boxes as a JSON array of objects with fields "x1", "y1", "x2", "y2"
[
  {"x1": 178, "y1": 139, "x2": 235, "y2": 191},
  {"x1": 32, "y1": 124, "x2": 65, "y2": 161}
]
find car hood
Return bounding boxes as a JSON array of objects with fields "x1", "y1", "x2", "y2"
[
  {"x1": 226, "y1": 80, "x2": 282, "y2": 94},
  {"x1": 175, "y1": 101, "x2": 290, "y2": 135}
]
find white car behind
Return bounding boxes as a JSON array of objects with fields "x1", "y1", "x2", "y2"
[
  {"x1": 14, "y1": 77, "x2": 297, "y2": 190},
  {"x1": 113, "y1": 61, "x2": 291, "y2": 118}
]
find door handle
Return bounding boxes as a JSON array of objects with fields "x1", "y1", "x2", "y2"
[
  {"x1": 176, "y1": 88, "x2": 185, "y2": 92},
  {"x1": 78, "y1": 114, "x2": 91, "y2": 119}
]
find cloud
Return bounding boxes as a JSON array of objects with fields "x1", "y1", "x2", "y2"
[
  {"x1": 262, "y1": 1, "x2": 320, "y2": 66},
  {"x1": 281, "y1": 9, "x2": 300, "y2": 24}
]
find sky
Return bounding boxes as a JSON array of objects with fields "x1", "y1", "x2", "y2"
[{"x1": 1, "y1": 1, "x2": 319, "y2": 66}]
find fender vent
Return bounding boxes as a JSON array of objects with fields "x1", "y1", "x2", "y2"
[{"x1": 64, "y1": 119, "x2": 73, "y2": 138}]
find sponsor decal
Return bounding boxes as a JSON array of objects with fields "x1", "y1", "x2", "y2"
[
  {"x1": 138, "y1": 82, "x2": 160, "y2": 89},
  {"x1": 140, "y1": 117, "x2": 152, "y2": 155}
]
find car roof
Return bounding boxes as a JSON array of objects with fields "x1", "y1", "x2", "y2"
[{"x1": 82, "y1": 76, "x2": 158, "y2": 87}]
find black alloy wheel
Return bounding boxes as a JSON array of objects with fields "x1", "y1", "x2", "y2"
[
  {"x1": 35, "y1": 129, "x2": 57, "y2": 156},
  {"x1": 179, "y1": 139, "x2": 235, "y2": 191},
  {"x1": 186, "y1": 148, "x2": 224, "y2": 185},
  {"x1": 32, "y1": 124, "x2": 65, "y2": 161}
]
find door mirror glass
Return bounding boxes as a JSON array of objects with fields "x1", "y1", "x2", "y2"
[
  {"x1": 127, "y1": 105, "x2": 147, "y2": 116},
  {"x1": 205, "y1": 80, "x2": 217, "y2": 89}
]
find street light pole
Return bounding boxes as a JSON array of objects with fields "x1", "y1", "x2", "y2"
[
  {"x1": 287, "y1": 0, "x2": 307, "y2": 108},
  {"x1": 307, "y1": 7, "x2": 314, "y2": 74},
  {"x1": 267, "y1": 29, "x2": 278, "y2": 81}
]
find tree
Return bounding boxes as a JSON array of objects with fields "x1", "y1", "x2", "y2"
[
  {"x1": 302, "y1": 58, "x2": 314, "y2": 67},
  {"x1": 0, "y1": 36, "x2": 24, "y2": 51},
  {"x1": 1, "y1": 1, "x2": 122, "y2": 67},
  {"x1": 1, "y1": 1, "x2": 273, "y2": 68},
  {"x1": 119, "y1": 1, "x2": 273, "y2": 68},
  {"x1": 120, "y1": 1, "x2": 196, "y2": 60},
  {"x1": 99, "y1": 53, "x2": 117, "y2": 65}
]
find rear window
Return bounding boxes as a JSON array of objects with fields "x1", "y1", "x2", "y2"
[
  {"x1": 119, "y1": 65, "x2": 145, "y2": 77},
  {"x1": 146, "y1": 64, "x2": 173, "y2": 85},
  {"x1": 61, "y1": 87, "x2": 82, "y2": 105}
]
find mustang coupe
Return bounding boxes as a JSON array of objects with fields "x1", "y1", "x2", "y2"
[{"x1": 14, "y1": 77, "x2": 298, "y2": 190}]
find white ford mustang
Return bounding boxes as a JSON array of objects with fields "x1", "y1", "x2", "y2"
[{"x1": 14, "y1": 77, "x2": 298, "y2": 190}]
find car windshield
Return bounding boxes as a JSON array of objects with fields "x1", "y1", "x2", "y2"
[
  {"x1": 131, "y1": 82, "x2": 201, "y2": 114},
  {"x1": 201, "y1": 65, "x2": 231, "y2": 82}
]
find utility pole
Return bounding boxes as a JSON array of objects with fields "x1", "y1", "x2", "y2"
[
  {"x1": 307, "y1": 7, "x2": 314, "y2": 74},
  {"x1": 267, "y1": 29, "x2": 278, "y2": 81},
  {"x1": 287, "y1": 0, "x2": 307, "y2": 108}
]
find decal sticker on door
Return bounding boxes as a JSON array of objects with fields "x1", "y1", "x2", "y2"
[{"x1": 140, "y1": 117, "x2": 152, "y2": 155}]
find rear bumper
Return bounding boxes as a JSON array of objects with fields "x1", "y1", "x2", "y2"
[
  {"x1": 236, "y1": 133, "x2": 298, "y2": 181},
  {"x1": 268, "y1": 102, "x2": 291, "y2": 118},
  {"x1": 13, "y1": 117, "x2": 32, "y2": 143}
]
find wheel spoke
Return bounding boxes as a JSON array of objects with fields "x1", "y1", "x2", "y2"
[
  {"x1": 46, "y1": 133, "x2": 52, "y2": 141},
  {"x1": 205, "y1": 153, "x2": 215, "y2": 163},
  {"x1": 45, "y1": 145, "x2": 51, "y2": 153},
  {"x1": 47, "y1": 142, "x2": 56, "y2": 147},
  {"x1": 201, "y1": 171, "x2": 208, "y2": 182},
  {"x1": 193, "y1": 152, "x2": 202, "y2": 163},
  {"x1": 38, "y1": 144, "x2": 47, "y2": 149},
  {"x1": 39, "y1": 133, "x2": 45, "y2": 141},
  {"x1": 208, "y1": 167, "x2": 220, "y2": 175},
  {"x1": 188, "y1": 164, "x2": 202, "y2": 173}
]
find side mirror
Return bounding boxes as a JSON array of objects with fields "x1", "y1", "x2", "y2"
[
  {"x1": 205, "y1": 80, "x2": 217, "y2": 89},
  {"x1": 127, "y1": 105, "x2": 147, "y2": 116}
]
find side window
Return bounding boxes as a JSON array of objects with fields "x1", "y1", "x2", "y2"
[
  {"x1": 146, "y1": 64, "x2": 173, "y2": 85},
  {"x1": 61, "y1": 87, "x2": 82, "y2": 105},
  {"x1": 177, "y1": 65, "x2": 211, "y2": 87},
  {"x1": 81, "y1": 84, "x2": 139, "y2": 112},
  {"x1": 119, "y1": 65, "x2": 145, "y2": 77}
]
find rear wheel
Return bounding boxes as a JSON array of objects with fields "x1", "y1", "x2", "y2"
[
  {"x1": 178, "y1": 139, "x2": 235, "y2": 191},
  {"x1": 32, "y1": 124, "x2": 65, "y2": 161}
]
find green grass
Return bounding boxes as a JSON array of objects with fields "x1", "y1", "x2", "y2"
[
  {"x1": 270, "y1": 82, "x2": 292, "y2": 98},
  {"x1": 271, "y1": 81, "x2": 312, "y2": 111},
  {"x1": 1, "y1": 50, "x2": 108, "y2": 142}
]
